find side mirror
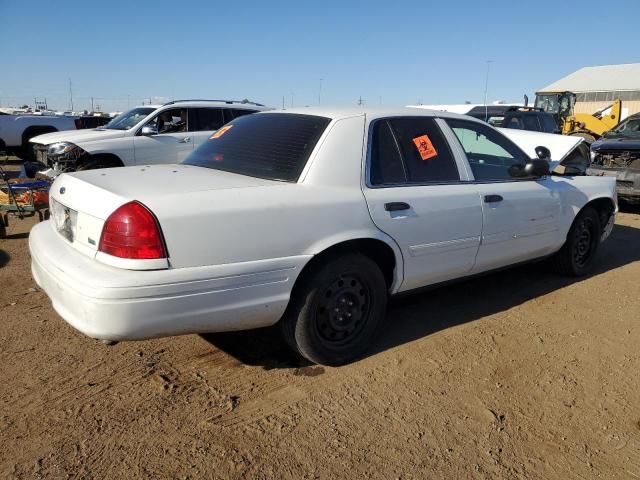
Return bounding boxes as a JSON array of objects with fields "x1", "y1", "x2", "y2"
[
  {"x1": 524, "y1": 159, "x2": 551, "y2": 177},
  {"x1": 141, "y1": 124, "x2": 158, "y2": 136},
  {"x1": 535, "y1": 145, "x2": 551, "y2": 160}
]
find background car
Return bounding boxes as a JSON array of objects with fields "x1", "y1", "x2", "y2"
[
  {"x1": 29, "y1": 99, "x2": 269, "y2": 171},
  {"x1": 30, "y1": 107, "x2": 616, "y2": 365},
  {"x1": 466, "y1": 105, "x2": 558, "y2": 133},
  {"x1": 588, "y1": 113, "x2": 640, "y2": 204}
]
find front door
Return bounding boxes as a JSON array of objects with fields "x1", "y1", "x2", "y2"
[
  {"x1": 442, "y1": 118, "x2": 561, "y2": 273},
  {"x1": 133, "y1": 107, "x2": 194, "y2": 164},
  {"x1": 363, "y1": 117, "x2": 483, "y2": 292}
]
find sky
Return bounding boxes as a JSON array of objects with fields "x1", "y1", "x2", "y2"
[{"x1": 1, "y1": 0, "x2": 639, "y2": 112}]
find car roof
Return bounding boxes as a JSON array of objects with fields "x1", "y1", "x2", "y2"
[
  {"x1": 130, "y1": 102, "x2": 268, "y2": 112},
  {"x1": 257, "y1": 106, "x2": 486, "y2": 123},
  {"x1": 160, "y1": 100, "x2": 269, "y2": 110}
]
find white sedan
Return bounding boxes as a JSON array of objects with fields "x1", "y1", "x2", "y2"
[{"x1": 30, "y1": 107, "x2": 617, "y2": 365}]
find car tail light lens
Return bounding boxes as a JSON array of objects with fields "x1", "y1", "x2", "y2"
[{"x1": 99, "y1": 201, "x2": 166, "y2": 259}]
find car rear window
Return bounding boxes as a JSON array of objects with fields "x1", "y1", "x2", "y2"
[{"x1": 183, "y1": 113, "x2": 330, "y2": 182}]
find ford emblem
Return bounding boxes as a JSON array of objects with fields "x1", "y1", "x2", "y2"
[{"x1": 59, "y1": 187, "x2": 66, "y2": 194}]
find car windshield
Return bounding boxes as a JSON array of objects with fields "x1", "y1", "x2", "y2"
[
  {"x1": 183, "y1": 113, "x2": 331, "y2": 182},
  {"x1": 102, "y1": 107, "x2": 155, "y2": 130},
  {"x1": 604, "y1": 117, "x2": 640, "y2": 138}
]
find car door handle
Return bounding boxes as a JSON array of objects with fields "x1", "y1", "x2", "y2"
[
  {"x1": 484, "y1": 194, "x2": 503, "y2": 203},
  {"x1": 178, "y1": 136, "x2": 191, "y2": 143},
  {"x1": 384, "y1": 202, "x2": 411, "y2": 212}
]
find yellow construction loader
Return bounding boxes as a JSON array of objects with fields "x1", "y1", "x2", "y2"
[{"x1": 534, "y1": 91, "x2": 622, "y2": 141}]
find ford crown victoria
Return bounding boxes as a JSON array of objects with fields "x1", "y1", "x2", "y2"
[{"x1": 30, "y1": 107, "x2": 617, "y2": 365}]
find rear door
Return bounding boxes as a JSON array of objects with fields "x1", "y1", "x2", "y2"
[
  {"x1": 443, "y1": 118, "x2": 562, "y2": 273},
  {"x1": 362, "y1": 116, "x2": 483, "y2": 291},
  {"x1": 189, "y1": 108, "x2": 227, "y2": 150}
]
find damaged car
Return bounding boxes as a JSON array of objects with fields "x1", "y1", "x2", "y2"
[{"x1": 588, "y1": 113, "x2": 640, "y2": 204}]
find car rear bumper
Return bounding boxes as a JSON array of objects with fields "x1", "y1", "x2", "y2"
[{"x1": 29, "y1": 221, "x2": 310, "y2": 341}]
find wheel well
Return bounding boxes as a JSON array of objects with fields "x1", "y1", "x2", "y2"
[
  {"x1": 22, "y1": 126, "x2": 58, "y2": 146},
  {"x1": 295, "y1": 239, "x2": 397, "y2": 291},
  {"x1": 582, "y1": 197, "x2": 615, "y2": 227}
]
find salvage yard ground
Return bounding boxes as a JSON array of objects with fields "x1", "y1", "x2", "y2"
[{"x1": 1, "y1": 197, "x2": 640, "y2": 478}]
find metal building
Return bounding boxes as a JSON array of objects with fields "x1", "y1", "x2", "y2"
[{"x1": 537, "y1": 63, "x2": 640, "y2": 118}]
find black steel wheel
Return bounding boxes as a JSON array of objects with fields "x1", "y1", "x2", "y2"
[
  {"x1": 281, "y1": 253, "x2": 387, "y2": 365},
  {"x1": 573, "y1": 216, "x2": 597, "y2": 269},
  {"x1": 550, "y1": 207, "x2": 601, "y2": 276},
  {"x1": 314, "y1": 273, "x2": 372, "y2": 348}
]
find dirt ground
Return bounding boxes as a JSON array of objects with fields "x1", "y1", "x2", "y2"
[{"x1": 1, "y1": 197, "x2": 640, "y2": 478}]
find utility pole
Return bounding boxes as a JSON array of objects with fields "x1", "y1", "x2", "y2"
[
  {"x1": 483, "y1": 60, "x2": 494, "y2": 121},
  {"x1": 357, "y1": 96, "x2": 364, "y2": 106},
  {"x1": 91, "y1": 97, "x2": 94, "y2": 112},
  {"x1": 291, "y1": 92, "x2": 294, "y2": 108},
  {"x1": 68, "y1": 78, "x2": 74, "y2": 112},
  {"x1": 282, "y1": 95, "x2": 285, "y2": 109},
  {"x1": 318, "y1": 78, "x2": 323, "y2": 105}
]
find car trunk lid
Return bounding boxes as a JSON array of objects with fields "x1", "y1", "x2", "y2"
[{"x1": 48, "y1": 164, "x2": 280, "y2": 262}]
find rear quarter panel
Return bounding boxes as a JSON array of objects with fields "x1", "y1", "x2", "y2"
[{"x1": 146, "y1": 185, "x2": 383, "y2": 268}]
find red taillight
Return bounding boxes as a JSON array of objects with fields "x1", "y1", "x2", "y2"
[{"x1": 98, "y1": 201, "x2": 166, "y2": 260}]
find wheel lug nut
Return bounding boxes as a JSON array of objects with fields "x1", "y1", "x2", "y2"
[
  {"x1": 334, "y1": 308, "x2": 340, "y2": 313},
  {"x1": 348, "y1": 301, "x2": 353, "y2": 306},
  {"x1": 341, "y1": 298, "x2": 346, "y2": 303}
]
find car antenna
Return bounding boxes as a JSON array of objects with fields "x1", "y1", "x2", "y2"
[{"x1": 483, "y1": 60, "x2": 493, "y2": 121}]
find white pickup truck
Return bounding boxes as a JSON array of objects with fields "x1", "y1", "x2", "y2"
[{"x1": 0, "y1": 112, "x2": 79, "y2": 158}]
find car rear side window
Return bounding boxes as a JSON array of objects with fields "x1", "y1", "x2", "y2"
[
  {"x1": 229, "y1": 109, "x2": 257, "y2": 119},
  {"x1": 369, "y1": 117, "x2": 459, "y2": 186},
  {"x1": 183, "y1": 113, "x2": 330, "y2": 182},
  {"x1": 194, "y1": 108, "x2": 225, "y2": 131}
]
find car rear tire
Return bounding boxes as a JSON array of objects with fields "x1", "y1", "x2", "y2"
[
  {"x1": 280, "y1": 253, "x2": 388, "y2": 366},
  {"x1": 550, "y1": 207, "x2": 601, "y2": 276}
]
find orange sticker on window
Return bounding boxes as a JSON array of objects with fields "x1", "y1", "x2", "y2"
[
  {"x1": 412, "y1": 134, "x2": 438, "y2": 161},
  {"x1": 210, "y1": 124, "x2": 233, "y2": 139}
]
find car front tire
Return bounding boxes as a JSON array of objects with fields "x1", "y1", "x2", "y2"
[
  {"x1": 551, "y1": 207, "x2": 602, "y2": 276},
  {"x1": 281, "y1": 253, "x2": 388, "y2": 366}
]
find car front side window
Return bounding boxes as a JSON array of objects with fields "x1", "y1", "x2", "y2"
[
  {"x1": 144, "y1": 108, "x2": 188, "y2": 134},
  {"x1": 445, "y1": 119, "x2": 530, "y2": 181}
]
